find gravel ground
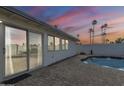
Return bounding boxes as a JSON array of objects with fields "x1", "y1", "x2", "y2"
[{"x1": 14, "y1": 55, "x2": 124, "y2": 86}]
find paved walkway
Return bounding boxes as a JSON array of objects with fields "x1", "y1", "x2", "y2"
[{"x1": 14, "y1": 55, "x2": 124, "y2": 86}]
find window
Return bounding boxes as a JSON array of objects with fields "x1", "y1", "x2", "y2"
[
  {"x1": 29, "y1": 32, "x2": 42, "y2": 69},
  {"x1": 5, "y1": 26, "x2": 27, "y2": 76},
  {"x1": 62, "y1": 39, "x2": 65, "y2": 50},
  {"x1": 55, "y1": 37, "x2": 60, "y2": 50},
  {"x1": 48, "y1": 36, "x2": 54, "y2": 51},
  {"x1": 48, "y1": 36, "x2": 68, "y2": 51},
  {"x1": 65, "y1": 40, "x2": 69, "y2": 50}
]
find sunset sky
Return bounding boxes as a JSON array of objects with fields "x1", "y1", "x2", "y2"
[{"x1": 14, "y1": 6, "x2": 124, "y2": 44}]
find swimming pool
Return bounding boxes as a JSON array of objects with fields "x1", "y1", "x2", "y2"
[{"x1": 82, "y1": 57, "x2": 124, "y2": 71}]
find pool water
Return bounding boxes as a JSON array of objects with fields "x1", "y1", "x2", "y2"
[{"x1": 83, "y1": 57, "x2": 124, "y2": 71}]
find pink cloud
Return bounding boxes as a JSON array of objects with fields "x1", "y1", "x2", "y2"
[
  {"x1": 49, "y1": 7, "x2": 97, "y2": 26},
  {"x1": 48, "y1": 7, "x2": 124, "y2": 44},
  {"x1": 108, "y1": 16, "x2": 124, "y2": 26},
  {"x1": 49, "y1": 10, "x2": 122, "y2": 36}
]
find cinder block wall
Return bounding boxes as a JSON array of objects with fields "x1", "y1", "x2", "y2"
[{"x1": 80, "y1": 44, "x2": 124, "y2": 57}]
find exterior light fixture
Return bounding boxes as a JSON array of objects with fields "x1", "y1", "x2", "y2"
[{"x1": 0, "y1": 20, "x2": 3, "y2": 23}]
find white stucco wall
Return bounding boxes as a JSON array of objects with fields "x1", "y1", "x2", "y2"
[
  {"x1": 0, "y1": 9, "x2": 79, "y2": 68},
  {"x1": 0, "y1": 8, "x2": 79, "y2": 81},
  {"x1": 43, "y1": 33, "x2": 78, "y2": 66},
  {"x1": 80, "y1": 44, "x2": 124, "y2": 57}
]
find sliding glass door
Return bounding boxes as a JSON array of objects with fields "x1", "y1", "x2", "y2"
[
  {"x1": 5, "y1": 26, "x2": 27, "y2": 76},
  {"x1": 5, "y1": 26, "x2": 42, "y2": 76},
  {"x1": 29, "y1": 32, "x2": 42, "y2": 69}
]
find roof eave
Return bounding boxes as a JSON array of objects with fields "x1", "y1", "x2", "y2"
[{"x1": 0, "y1": 6, "x2": 79, "y2": 41}]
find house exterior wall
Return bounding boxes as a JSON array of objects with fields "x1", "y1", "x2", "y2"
[
  {"x1": 43, "y1": 33, "x2": 77, "y2": 66},
  {"x1": 0, "y1": 8, "x2": 78, "y2": 81},
  {"x1": 80, "y1": 44, "x2": 124, "y2": 57}
]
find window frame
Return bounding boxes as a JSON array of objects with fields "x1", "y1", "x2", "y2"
[
  {"x1": 54, "y1": 37, "x2": 61, "y2": 51},
  {"x1": 48, "y1": 35, "x2": 55, "y2": 51},
  {"x1": 5, "y1": 25, "x2": 28, "y2": 76},
  {"x1": 3, "y1": 22, "x2": 44, "y2": 79},
  {"x1": 61, "y1": 39, "x2": 65, "y2": 50},
  {"x1": 28, "y1": 32, "x2": 43, "y2": 70},
  {"x1": 65, "y1": 40, "x2": 69, "y2": 50},
  {"x1": 47, "y1": 34, "x2": 69, "y2": 51}
]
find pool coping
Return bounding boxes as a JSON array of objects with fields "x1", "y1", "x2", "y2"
[{"x1": 81, "y1": 55, "x2": 124, "y2": 61}]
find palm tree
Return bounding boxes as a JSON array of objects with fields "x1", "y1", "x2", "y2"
[
  {"x1": 77, "y1": 34, "x2": 81, "y2": 45},
  {"x1": 92, "y1": 20, "x2": 97, "y2": 44},
  {"x1": 77, "y1": 34, "x2": 80, "y2": 38},
  {"x1": 89, "y1": 28, "x2": 93, "y2": 45},
  {"x1": 104, "y1": 23, "x2": 108, "y2": 28},
  {"x1": 110, "y1": 41, "x2": 114, "y2": 44},
  {"x1": 101, "y1": 25, "x2": 104, "y2": 44},
  {"x1": 106, "y1": 39, "x2": 109, "y2": 44},
  {"x1": 103, "y1": 24, "x2": 108, "y2": 44},
  {"x1": 54, "y1": 25, "x2": 58, "y2": 28},
  {"x1": 101, "y1": 23, "x2": 108, "y2": 44},
  {"x1": 115, "y1": 37, "x2": 124, "y2": 43}
]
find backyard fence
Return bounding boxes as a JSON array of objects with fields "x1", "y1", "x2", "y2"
[{"x1": 80, "y1": 43, "x2": 124, "y2": 57}]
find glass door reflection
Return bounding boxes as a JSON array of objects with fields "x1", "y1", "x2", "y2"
[
  {"x1": 5, "y1": 26, "x2": 27, "y2": 76},
  {"x1": 29, "y1": 32, "x2": 42, "y2": 69}
]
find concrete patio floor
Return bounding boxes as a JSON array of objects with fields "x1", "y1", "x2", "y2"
[{"x1": 14, "y1": 55, "x2": 124, "y2": 86}]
